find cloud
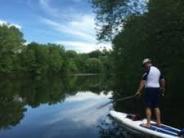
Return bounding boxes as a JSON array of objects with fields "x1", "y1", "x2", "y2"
[
  {"x1": 41, "y1": 15, "x2": 96, "y2": 42},
  {"x1": 39, "y1": 0, "x2": 112, "y2": 52},
  {"x1": 0, "y1": 19, "x2": 22, "y2": 30},
  {"x1": 39, "y1": 0, "x2": 88, "y2": 20},
  {"x1": 39, "y1": 0, "x2": 77, "y2": 20},
  {"x1": 39, "y1": 0, "x2": 59, "y2": 16},
  {"x1": 39, "y1": 0, "x2": 96, "y2": 42},
  {"x1": 56, "y1": 40, "x2": 112, "y2": 53},
  {"x1": 56, "y1": 40, "x2": 98, "y2": 53}
]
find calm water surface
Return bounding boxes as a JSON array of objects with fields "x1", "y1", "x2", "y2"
[
  {"x1": 0, "y1": 75, "x2": 115, "y2": 138},
  {"x1": 0, "y1": 92, "x2": 112, "y2": 138},
  {"x1": 0, "y1": 75, "x2": 183, "y2": 138}
]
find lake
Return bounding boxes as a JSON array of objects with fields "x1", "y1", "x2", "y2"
[{"x1": 0, "y1": 75, "x2": 183, "y2": 138}]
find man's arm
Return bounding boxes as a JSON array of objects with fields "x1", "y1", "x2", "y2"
[
  {"x1": 159, "y1": 72, "x2": 166, "y2": 93},
  {"x1": 136, "y1": 80, "x2": 145, "y2": 95},
  {"x1": 160, "y1": 78, "x2": 166, "y2": 93},
  {"x1": 159, "y1": 71, "x2": 166, "y2": 96},
  {"x1": 135, "y1": 71, "x2": 148, "y2": 95},
  {"x1": 160, "y1": 79, "x2": 165, "y2": 89}
]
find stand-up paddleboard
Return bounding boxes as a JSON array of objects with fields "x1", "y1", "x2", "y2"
[{"x1": 109, "y1": 111, "x2": 183, "y2": 138}]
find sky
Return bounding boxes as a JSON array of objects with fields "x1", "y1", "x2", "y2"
[{"x1": 0, "y1": 0, "x2": 111, "y2": 53}]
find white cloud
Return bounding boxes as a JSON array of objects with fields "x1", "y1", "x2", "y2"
[
  {"x1": 41, "y1": 16, "x2": 96, "y2": 42},
  {"x1": 56, "y1": 40, "x2": 112, "y2": 53},
  {"x1": 41, "y1": 14, "x2": 112, "y2": 53},
  {"x1": 0, "y1": 19, "x2": 22, "y2": 30},
  {"x1": 39, "y1": 0, "x2": 59, "y2": 16},
  {"x1": 39, "y1": 0, "x2": 96, "y2": 41},
  {"x1": 56, "y1": 40, "x2": 98, "y2": 53},
  {"x1": 39, "y1": 0, "x2": 112, "y2": 52},
  {"x1": 39, "y1": 0, "x2": 77, "y2": 20},
  {"x1": 70, "y1": 15, "x2": 95, "y2": 37}
]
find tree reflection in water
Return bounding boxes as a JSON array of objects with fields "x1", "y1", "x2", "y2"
[{"x1": 0, "y1": 74, "x2": 111, "y2": 130}]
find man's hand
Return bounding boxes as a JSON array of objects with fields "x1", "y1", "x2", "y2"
[
  {"x1": 135, "y1": 90, "x2": 142, "y2": 96},
  {"x1": 135, "y1": 80, "x2": 145, "y2": 96},
  {"x1": 160, "y1": 87, "x2": 165, "y2": 96}
]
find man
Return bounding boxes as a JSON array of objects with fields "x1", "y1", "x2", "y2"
[{"x1": 136, "y1": 58, "x2": 165, "y2": 127}]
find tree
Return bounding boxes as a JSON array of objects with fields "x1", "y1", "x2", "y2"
[
  {"x1": 0, "y1": 25, "x2": 25, "y2": 73},
  {"x1": 20, "y1": 42, "x2": 49, "y2": 74},
  {"x1": 47, "y1": 44, "x2": 65, "y2": 73},
  {"x1": 86, "y1": 58, "x2": 103, "y2": 73},
  {"x1": 91, "y1": 0, "x2": 147, "y2": 41}
]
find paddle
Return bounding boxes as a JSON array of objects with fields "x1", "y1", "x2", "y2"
[{"x1": 97, "y1": 94, "x2": 137, "y2": 109}]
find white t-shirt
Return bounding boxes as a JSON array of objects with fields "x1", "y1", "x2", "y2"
[{"x1": 142, "y1": 66, "x2": 163, "y2": 88}]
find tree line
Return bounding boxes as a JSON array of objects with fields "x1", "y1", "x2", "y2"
[
  {"x1": 0, "y1": 24, "x2": 112, "y2": 75},
  {"x1": 91, "y1": 0, "x2": 184, "y2": 98}
]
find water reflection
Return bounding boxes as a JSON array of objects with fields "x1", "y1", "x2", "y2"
[
  {"x1": 0, "y1": 75, "x2": 183, "y2": 138},
  {"x1": 0, "y1": 75, "x2": 112, "y2": 138},
  {"x1": 0, "y1": 91, "x2": 112, "y2": 138}
]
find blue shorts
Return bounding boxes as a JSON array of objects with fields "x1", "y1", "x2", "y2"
[{"x1": 144, "y1": 88, "x2": 161, "y2": 108}]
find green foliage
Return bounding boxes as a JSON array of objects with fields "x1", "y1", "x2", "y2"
[
  {"x1": 20, "y1": 42, "x2": 48, "y2": 74},
  {"x1": 91, "y1": 0, "x2": 147, "y2": 41},
  {"x1": 86, "y1": 58, "x2": 103, "y2": 73},
  {"x1": 47, "y1": 44, "x2": 65, "y2": 73},
  {"x1": 0, "y1": 24, "x2": 111, "y2": 75},
  {"x1": 93, "y1": 0, "x2": 184, "y2": 96},
  {"x1": 65, "y1": 50, "x2": 78, "y2": 58},
  {"x1": 88, "y1": 50, "x2": 102, "y2": 58},
  {"x1": 0, "y1": 25, "x2": 24, "y2": 73}
]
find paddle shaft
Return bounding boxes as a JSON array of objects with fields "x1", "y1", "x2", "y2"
[
  {"x1": 97, "y1": 95, "x2": 136, "y2": 109},
  {"x1": 115, "y1": 95, "x2": 136, "y2": 103}
]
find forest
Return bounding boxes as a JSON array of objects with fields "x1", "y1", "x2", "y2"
[
  {"x1": 91, "y1": 0, "x2": 184, "y2": 97},
  {"x1": 0, "y1": 24, "x2": 112, "y2": 75}
]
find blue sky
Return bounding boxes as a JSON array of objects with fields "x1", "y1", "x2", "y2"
[{"x1": 0, "y1": 0, "x2": 111, "y2": 53}]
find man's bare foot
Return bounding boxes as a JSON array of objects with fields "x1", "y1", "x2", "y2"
[{"x1": 142, "y1": 123, "x2": 151, "y2": 128}]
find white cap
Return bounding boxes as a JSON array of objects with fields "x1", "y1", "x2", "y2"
[{"x1": 142, "y1": 58, "x2": 151, "y2": 65}]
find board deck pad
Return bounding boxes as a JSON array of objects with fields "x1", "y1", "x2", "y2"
[
  {"x1": 140, "y1": 123, "x2": 179, "y2": 136},
  {"x1": 151, "y1": 124, "x2": 180, "y2": 134}
]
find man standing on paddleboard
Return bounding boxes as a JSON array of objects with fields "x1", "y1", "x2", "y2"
[{"x1": 135, "y1": 58, "x2": 166, "y2": 127}]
